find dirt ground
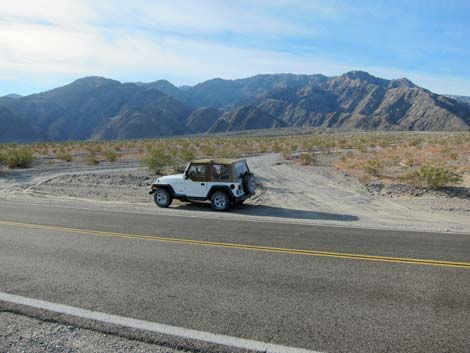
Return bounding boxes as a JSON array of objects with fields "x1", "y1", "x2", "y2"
[{"x1": 0, "y1": 153, "x2": 469, "y2": 233}]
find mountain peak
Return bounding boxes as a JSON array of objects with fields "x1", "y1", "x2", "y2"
[
  {"x1": 179, "y1": 85, "x2": 192, "y2": 91},
  {"x1": 389, "y1": 77, "x2": 416, "y2": 88},
  {"x1": 70, "y1": 76, "x2": 120, "y2": 88},
  {"x1": 341, "y1": 71, "x2": 376, "y2": 81},
  {"x1": 137, "y1": 79, "x2": 184, "y2": 101},
  {"x1": 337, "y1": 71, "x2": 397, "y2": 88},
  {"x1": 3, "y1": 93, "x2": 22, "y2": 99},
  {"x1": 145, "y1": 79, "x2": 173, "y2": 86}
]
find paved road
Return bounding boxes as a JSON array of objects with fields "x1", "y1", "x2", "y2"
[{"x1": 0, "y1": 200, "x2": 469, "y2": 353}]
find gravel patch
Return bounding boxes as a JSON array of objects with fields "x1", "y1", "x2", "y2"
[
  {"x1": 366, "y1": 181, "x2": 470, "y2": 199},
  {"x1": 30, "y1": 171, "x2": 154, "y2": 203},
  {"x1": 0, "y1": 311, "x2": 187, "y2": 353}
]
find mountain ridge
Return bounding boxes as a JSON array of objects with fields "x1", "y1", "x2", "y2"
[{"x1": 1, "y1": 71, "x2": 469, "y2": 142}]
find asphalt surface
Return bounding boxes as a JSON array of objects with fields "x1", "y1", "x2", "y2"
[{"x1": 0, "y1": 200, "x2": 469, "y2": 353}]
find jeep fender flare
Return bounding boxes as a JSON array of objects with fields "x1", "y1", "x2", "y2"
[
  {"x1": 155, "y1": 184, "x2": 176, "y2": 197},
  {"x1": 207, "y1": 185, "x2": 234, "y2": 201}
]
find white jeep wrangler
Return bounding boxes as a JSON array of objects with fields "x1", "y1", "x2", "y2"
[{"x1": 149, "y1": 158, "x2": 256, "y2": 211}]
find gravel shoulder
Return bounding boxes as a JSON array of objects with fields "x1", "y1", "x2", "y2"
[
  {"x1": 0, "y1": 311, "x2": 186, "y2": 353},
  {"x1": 0, "y1": 153, "x2": 469, "y2": 233}
]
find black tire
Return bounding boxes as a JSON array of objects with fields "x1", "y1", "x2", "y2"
[
  {"x1": 243, "y1": 173, "x2": 256, "y2": 194},
  {"x1": 210, "y1": 191, "x2": 231, "y2": 211},
  {"x1": 154, "y1": 188, "x2": 173, "y2": 208}
]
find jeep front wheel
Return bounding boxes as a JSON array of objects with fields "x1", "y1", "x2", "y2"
[
  {"x1": 210, "y1": 191, "x2": 230, "y2": 211},
  {"x1": 154, "y1": 188, "x2": 173, "y2": 208}
]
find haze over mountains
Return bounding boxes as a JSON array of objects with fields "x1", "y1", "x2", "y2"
[{"x1": 1, "y1": 71, "x2": 469, "y2": 142}]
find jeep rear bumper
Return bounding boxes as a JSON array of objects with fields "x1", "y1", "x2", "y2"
[{"x1": 234, "y1": 192, "x2": 254, "y2": 203}]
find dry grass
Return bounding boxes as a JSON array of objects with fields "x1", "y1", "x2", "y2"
[
  {"x1": 1, "y1": 131, "x2": 469, "y2": 189},
  {"x1": 334, "y1": 133, "x2": 469, "y2": 187}
]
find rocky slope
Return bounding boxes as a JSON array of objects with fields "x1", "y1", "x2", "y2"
[
  {"x1": 447, "y1": 95, "x2": 470, "y2": 106},
  {"x1": 2, "y1": 77, "x2": 193, "y2": 141},
  {"x1": 209, "y1": 105, "x2": 286, "y2": 132},
  {"x1": 212, "y1": 71, "x2": 470, "y2": 132},
  {"x1": 185, "y1": 107, "x2": 222, "y2": 133},
  {"x1": 0, "y1": 107, "x2": 43, "y2": 142}
]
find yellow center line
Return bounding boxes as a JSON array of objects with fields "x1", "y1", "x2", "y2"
[{"x1": 0, "y1": 220, "x2": 469, "y2": 269}]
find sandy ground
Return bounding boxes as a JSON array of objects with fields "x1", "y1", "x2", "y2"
[
  {"x1": 0, "y1": 153, "x2": 469, "y2": 233},
  {"x1": 250, "y1": 154, "x2": 470, "y2": 232},
  {"x1": 0, "y1": 311, "x2": 186, "y2": 353}
]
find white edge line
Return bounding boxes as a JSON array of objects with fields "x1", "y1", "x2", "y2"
[{"x1": 0, "y1": 291, "x2": 322, "y2": 353}]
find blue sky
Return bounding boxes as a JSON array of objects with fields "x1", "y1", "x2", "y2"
[{"x1": 0, "y1": 0, "x2": 469, "y2": 96}]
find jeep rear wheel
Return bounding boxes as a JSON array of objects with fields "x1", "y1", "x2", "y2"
[
  {"x1": 243, "y1": 173, "x2": 256, "y2": 194},
  {"x1": 154, "y1": 188, "x2": 172, "y2": 208},
  {"x1": 210, "y1": 191, "x2": 230, "y2": 211}
]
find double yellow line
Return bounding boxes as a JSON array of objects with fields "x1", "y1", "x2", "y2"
[{"x1": 0, "y1": 220, "x2": 469, "y2": 269}]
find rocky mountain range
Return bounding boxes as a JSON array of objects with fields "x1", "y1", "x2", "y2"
[
  {"x1": 1, "y1": 71, "x2": 469, "y2": 142},
  {"x1": 446, "y1": 95, "x2": 470, "y2": 106}
]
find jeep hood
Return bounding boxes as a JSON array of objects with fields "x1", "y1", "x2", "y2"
[{"x1": 154, "y1": 174, "x2": 184, "y2": 184}]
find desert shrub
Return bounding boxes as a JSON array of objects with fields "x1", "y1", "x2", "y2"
[
  {"x1": 361, "y1": 158, "x2": 384, "y2": 177},
  {"x1": 200, "y1": 144, "x2": 215, "y2": 157},
  {"x1": 85, "y1": 153, "x2": 100, "y2": 165},
  {"x1": 214, "y1": 147, "x2": 231, "y2": 158},
  {"x1": 299, "y1": 152, "x2": 314, "y2": 165},
  {"x1": 301, "y1": 140, "x2": 312, "y2": 151},
  {"x1": 113, "y1": 143, "x2": 123, "y2": 151},
  {"x1": 180, "y1": 139, "x2": 190, "y2": 149},
  {"x1": 56, "y1": 151, "x2": 73, "y2": 162},
  {"x1": 357, "y1": 144, "x2": 368, "y2": 153},
  {"x1": 281, "y1": 147, "x2": 293, "y2": 160},
  {"x1": 438, "y1": 139, "x2": 448, "y2": 146},
  {"x1": 339, "y1": 153, "x2": 349, "y2": 163},
  {"x1": 337, "y1": 138, "x2": 347, "y2": 148},
  {"x1": 408, "y1": 138, "x2": 422, "y2": 147},
  {"x1": 94, "y1": 144, "x2": 103, "y2": 153},
  {"x1": 104, "y1": 149, "x2": 118, "y2": 163},
  {"x1": 272, "y1": 142, "x2": 282, "y2": 153},
  {"x1": 401, "y1": 164, "x2": 462, "y2": 190},
  {"x1": 142, "y1": 147, "x2": 172, "y2": 173},
  {"x1": 2, "y1": 147, "x2": 34, "y2": 168}
]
